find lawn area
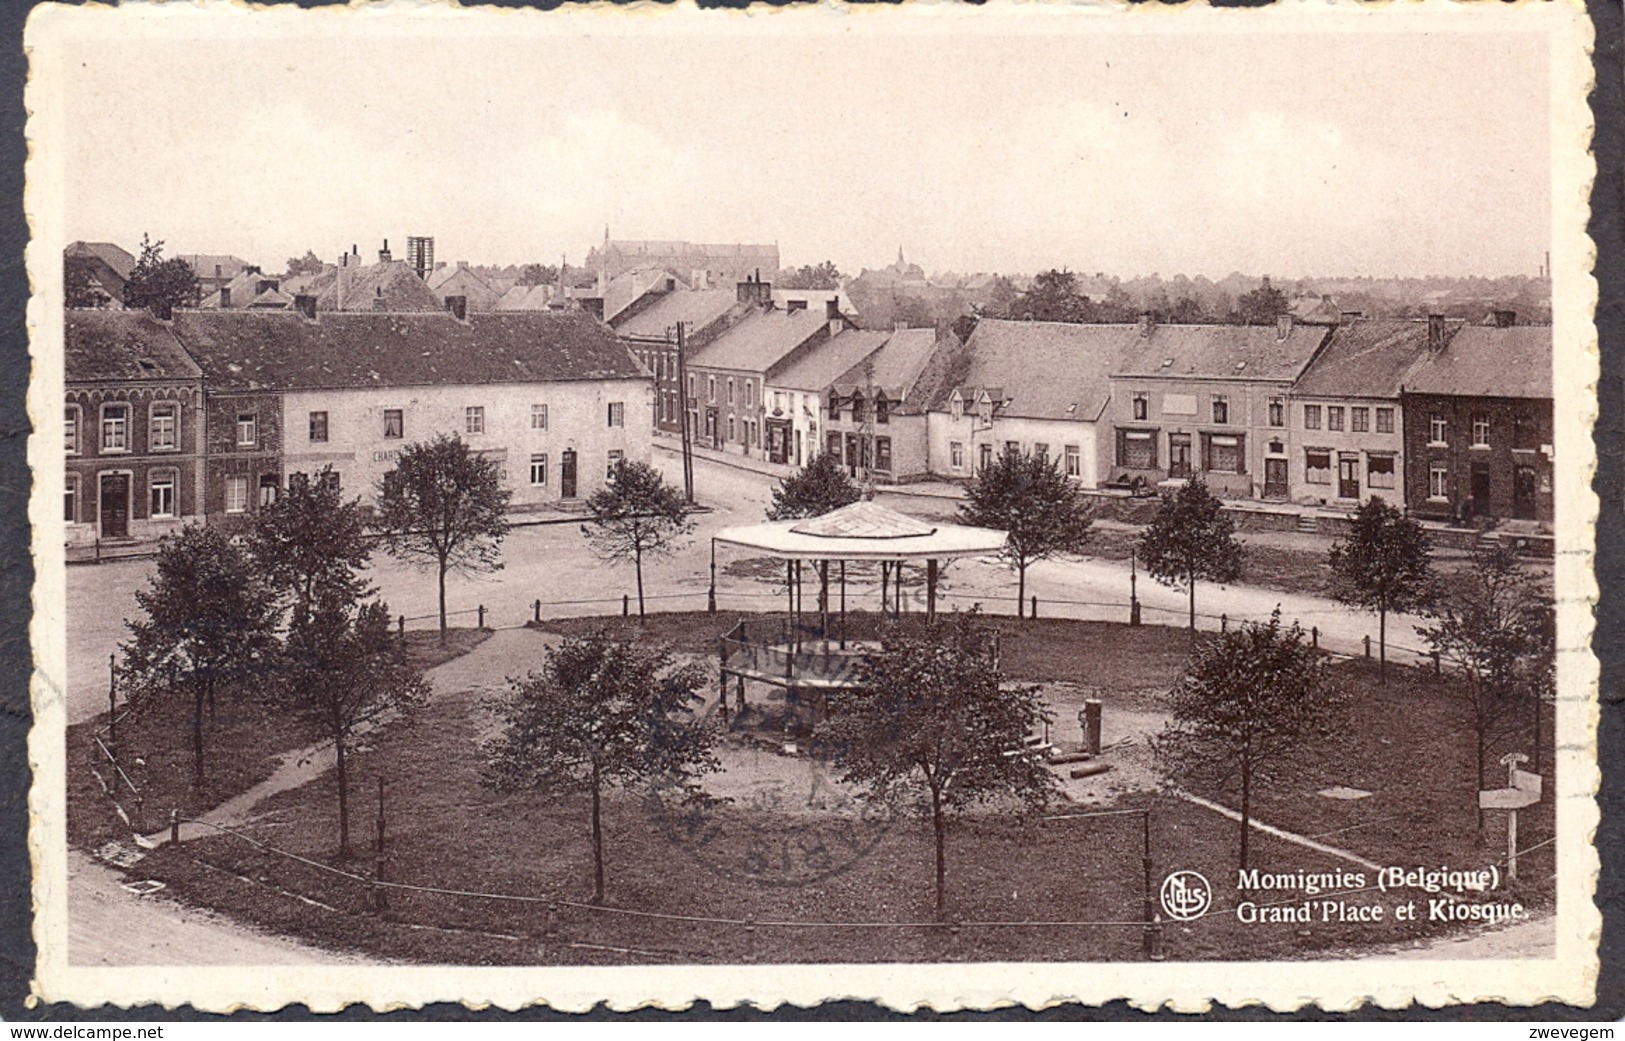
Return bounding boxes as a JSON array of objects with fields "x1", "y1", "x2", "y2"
[
  {"x1": 68, "y1": 628, "x2": 492, "y2": 853},
  {"x1": 125, "y1": 614, "x2": 1552, "y2": 965}
]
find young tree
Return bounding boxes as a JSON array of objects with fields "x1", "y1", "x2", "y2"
[
  {"x1": 1328, "y1": 496, "x2": 1436, "y2": 684},
  {"x1": 583, "y1": 458, "x2": 695, "y2": 618},
  {"x1": 1138, "y1": 477, "x2": 1244, "y2": 630},
  {"x1": 520, "y1": 262, "x2": 560, "y2": 286},
  {"x1": 249, "y1": 467, "x2": 373, "y2": 633},
  {"x1": 373, "y1": 434, "x2": 511, "y2": 641},
  {"x1": 485, "y1": 631, "x2": 715, "y2": 903},
  {"x1": 1154, "y1": 610, "x2": 1338, "y2": 869},
  {"x1": 779, "y1": 260, "x2": 843, "y2": 290},
  {"x1": 1235, "y1": 276, "x2": 1289, "y2": 326},
  {"x1": 766, "y1": 450, "x2": 862, "y2": 521},
  {"x1": 1417, "y1": 542, "x2": 1554, "y2": 830},
  {"x1": 122, "y1": 234, "x2": 201, "y2": 319},
  {"x1": 285, "y1": 596, "x2": 428, "y2": 857},
  {"x1": 1007, "y1": 268, "x2": 1094, "y2": 324},
  {"x1": 284, "y1": 250, "x2": 326, "y2": 277},
  {"x1": 818, "y1": 611, "x2": 1056, "y2": 915},
  {"x1": 958, "y1": 449, "x2": 1094, "y2": 619},
  {"x1": 118, "y1": 526, "x2": 280, "y2": 787}
]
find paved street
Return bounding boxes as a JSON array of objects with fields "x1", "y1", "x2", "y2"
[{"x1": 61, "y1": 451, "x2": 1426, "y2": 725}]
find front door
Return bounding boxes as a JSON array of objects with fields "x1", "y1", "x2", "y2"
[
  {"x1": 99, "y1": 473, "x2": 129, "y2": 538},
  {"x1": 560, "y1": 449, "x2": 577, "y2": 499},
  {"x1": 1169, "y1": 434, "x2": 1193, "y2": 479},
  {"x1": 1470, "y1": 463, "x2": 1491, "y2": 516},
  {"x1": 845, "y1": 434, "x2": 859, "y2": 477},
  {"x1": 1337, "y1": 455, "x2": 1359, "y2": 500},
  {"x1": 1514, "y1": 465, "x2": 1538, "y2": 520},
  {"x1": 1264, "y1": 458, "x2": 1288, "y2": 499}
]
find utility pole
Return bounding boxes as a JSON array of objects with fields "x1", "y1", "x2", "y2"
[
  {"x1": 676, "y1": 321, "x2": 694, "y2": 504},
  {"x1": 859, "y1": 357, "x2": 876, "y2": 496}
]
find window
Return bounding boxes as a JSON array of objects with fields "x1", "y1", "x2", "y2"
[
  {"x1": 319, "y1": 470, "x2": 341, "y2": 493},
  {"x1": 875, "y1": 437, "x2": 892, "y2": 473},
  {"x1": 259, "y1": 474, "x2": 280, "y2": 507},
  {"x1": 1065, "y1": 444, "x2": 1081, "y2": 478},
  {"x1": 852, "y1": 396, "x2": 867, "y2": 423},
  {"x1": 727, "y1": 378, "x2": 735, "y2": 404},
  {"x1": 607, "y1": 401, "x2": 625, "y2": 428},
  {"x1": 237, "y1": 413, "x2": 257, "y2": 447},
  {"x1": 531, "y1": 404, "x2": 548, "y2": 430},
  {"x1": 64, "y1": 405, "x2": 79, "y2": 455},
  {"x1": 1005, "y1": 440, "x2": 1021, "y2": 457},
  {"x1": 950, "y1": 441, "x2": 965, "y2": 469},
  {"x1": 64, "y1": 474, "x2": 77, "y2": 523},
  {"x1": 1305, "y1": 451, "x2": 1332, "y2": 485},
  {"x1": 1132, "y1": 393, "x2": 1148, "y2": 421},
  {"x1": 744, "y1": 381, "x2": 754, "y2": 408},
  {"x1": 1429, "y1": 463, "x2": 1449, "y2": 500},
  {"x1": 1349, "y1": 407, "x2": 1369, "y2": 433},
  {"x1": 145, "y1": 403, "x2": 177, "y2": 451},
  {"x1": 829, "y1": 394, "x2": 840, "y2": 420},
  {"x1": 607, "y1": 449, "x2": 624, "y2": 480},
  {"x1": 1376, "y1": 407, "x2": 1395, "y2": 434},
  {"x1": 1033, "y1": 443, "x2": 1049, "y2": 466},
  {"x1": 1268, "y1": 398, "x2": 1284, "y2": 427},
  {"x1": 530, "y1": 453, "x2": 547, "y2": 486},
  {"x1": 1118, "y1": 429, "x2": 1157, "y2": 469},
  {"x1": 979, "y1": 443, "x2": 994, "y2": 472},
  {"x1": 308, "y1": 411, "x2": 328, "y2": 443},
  {"x1": 876, "y1": 397, "x2": 889, "y2": 425},
  {"x1": 1472, "y1": 415, "x2": 1490, "y2": 447},
  {"x1": 149, "y1": 471, "x2": 176, "y2": 519},
  {"x1": 727, "y1": 416, "x2": 737, "y2": 442},
  {"x1": 466, "y1": 406, "x2": 485, "y2": 435},
  {"x1": 383, "y1": 409, "x2": 404, "y2": 439},
  {"x1": 1204, "y1": 434, "x2": 1244, "y2": 474},
  {"x1": 101, "y1": 404, "x2": 130, "y2": 452},
  {"x1": 1327, "y1": 407, "x2": 1344, "y2": 432},
  {"x1": 828, "y1": 433, "x2": 843, "y2": 461},
  {"x1": 1303, "y1": 404, "x2": 1321, "y2": 430},
  {"x1": 707, "y1": 377, "x2": 716, "y2": 403},
  {"x1": 225, "y1": 476, "x2": 248, "y2": 514},
  {"x1": 1212, "y1": 395, "x2": 1229, "y2": 424},
  {"x1": 1367, "y1": 454, "x2": 1396, "y2": 489},
  {"x1": 1429, "y1": 414, "x2": 1447, "y2": 444}
]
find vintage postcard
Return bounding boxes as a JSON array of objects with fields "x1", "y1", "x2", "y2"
[{"x1": 24, "y1": 0, "x2": 1600, "y2": 1014}]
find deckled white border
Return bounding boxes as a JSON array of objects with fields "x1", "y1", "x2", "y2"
[{"x1": 24, "y1": 0, "x2": 1600, "y2": 1013}]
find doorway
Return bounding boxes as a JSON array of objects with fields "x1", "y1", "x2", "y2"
[
  {"x1": 1514, "y1": 465, "x2": 1538, "y2": 520},
  {"x1": 1264, "y1": 457, "x2": 1288, "y2": 499},
  {"x1": 1470, "y1": 463, "x2": 1491, "y2": 516},
  {"x1": 1338, "y1": 455, "x2": 1360, "y2": 500},
  {"x1": 1169, "y1": 434, "x2": 1193, "y2": 479},
  {"x1": 560, "y1": 449, "x2": 577, "y2": 499},
  {"x1": 98, "y1": 472, "x2": 129, "y2": 538}
]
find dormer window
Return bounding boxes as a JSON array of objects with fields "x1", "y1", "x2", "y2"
[{"x1": 875, "y1": 396, "x2": 889, "y2": 425}]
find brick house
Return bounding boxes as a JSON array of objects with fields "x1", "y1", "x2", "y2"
[
  {"x1": 64, "y1": 310, "x2": 204, "y2": 546},
  {"x1": 612, "y1": 288, "x2": 743, "y2": 436},
  {"x1": 766, "y1": 329, "x2": 889, "y2": 470},
  {"x1": 1400, "y1": 318, "x2": 1553, "y2": 525},
  {"x1": 822, "y1": 327, "x2": 945, "y2": 482}
]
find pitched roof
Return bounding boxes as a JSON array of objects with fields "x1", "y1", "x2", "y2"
[
  {"x1": 168, "y1": 310, "x2": 645, "y2": 392},
  {"x1": 175, "y1": 254, "x2": 250, "y2": 280},
  {"x1": 311, "y1": 261, "x2": 443, "y2": 312},
  {"x1": 65, "y1": 241, "x2": 136, "y2": 280},
  {"x1": 831, "y1": 327, "x2": 942, "y2": 405},
  {"x1": 612, "y1": 289, "x2": 741, "y2": 339},
  {"x1": 1291, "y1": 319, "x2": 1436, "y2": 399},
  {"x1": 1403, "y1": 325, "x2": 1552, "y2": 399},
  {"x1": 928, "y1": 318, "x2": 1136, "y2": 422},
  {"x1": 1112, "y1": 321, "x2": 1332, "y2": 382},
  {"x1": 65, "y1": 309, "x2": 202, "y2": 383},
  {"x1": 495, "y1": 284, "x2": 560, "y2": 311},
  {"x1": 769, "y1": 330, "x2": 888, "y2": 392},
  {"x1": 688, "y1": 307, "x2": 831, "y2": 373},
  {"x1": 425, "y1": 264, "x2": 502, "y2": 311},
  {"x1": 602, "y1": 267, "x2": 686, "y2": 324}
]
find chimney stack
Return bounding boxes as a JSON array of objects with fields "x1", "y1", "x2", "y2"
[
  {"x1": 1427, "y1": 313, "x2": 1447, "y2": 350},
  {"x1": 1339, "y1": 309, "x2": 1364, "y2": 324},
  {"x1": 1138, "y1": 311, "x2": 1154, "y2": 338},
  {"x1": 1492, "y1": 309, "x2": 1517, "y2": 328},
  {"x1": 445, "y1": 295, "x2": 468, "y2": 321},
  {"x1": 1275, "y1": 313, "x2": 1293, "y2": 341},
  {"x1": 294, "y1": 294, "x2": 318, "y2": 320},
  {"x1": 827, "y1": 297, "x2": 843, "y2": 337},
  {"x1": 218, "y1": 287, "x2": 231, "y2": 309},
  {"x1": 736, "y1": 272, "x2": 772, "y2": 308},
  {"x1": 379, "y1": 239, "x2": 392, "y2": 264}
]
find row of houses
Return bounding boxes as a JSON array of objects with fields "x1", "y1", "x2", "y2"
[
  {"x1": 611, "y1": 276, "x2": 1552, "y2": 526},
  {"x1": 64, "y1": 306, "x2": 651, "y2": 547}
]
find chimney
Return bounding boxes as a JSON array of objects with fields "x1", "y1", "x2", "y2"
[
  {"x1": 1427, "y1": 313, "x2": 1446, "y2": 350},
  {"x1": 736, "y1": 272, "x2": 772, "y2": 307},
  {"x1": 827, "y1": 298, "x2": 842, "y2": 337},
  {"x1": 214, "y1": 264, "x2": 222, "y2": 279},
  {"x1": 894, "y1": 319, "x2": 909, "y2": 332},
  {"x1": 1339, "y1": 309, "x2": 1364, "y2": 324},
  {"x1": 1138, "y1": 311, "x2": 1154, "y2": 338},
  {"x1": 1275, "y1": 313, "x2": 1293, "y2": 341},
  {"x1": 219, "y1": 287, "x2": 231, "y2": 309},
  {"x1": 378, "y1": 239, "x2": 392, "y2": 264},
  {"x1": 294, "y1": 294, "x2": 317, "y2": 320},
  {"x1": 1492, "y1": 309, "x2": 1517, "y2": 328},
  {"x1": 445, "y1": 294, "x2": 468, "y2": 321}
]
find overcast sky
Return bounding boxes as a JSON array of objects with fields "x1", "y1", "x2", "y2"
[{"x1": 52, "y1": 6, "x2": 1552, "y2": 279}]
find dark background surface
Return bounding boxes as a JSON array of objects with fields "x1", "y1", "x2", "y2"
[{"x1": 0, "y1": 0, "x2": 1618, "y2": 1023}]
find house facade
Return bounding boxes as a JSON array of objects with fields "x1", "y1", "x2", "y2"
[
  {"x1": 766, "y1": 329, "x2": 887, "y2": 470},
  {"x1": 821, "y1": 327, "x2": 946, "y2": 481},
  {"x1": 611, "y1": 288, "x2": 743, "y2": 437},
  {"x1": 1104, "y1": 317, "x2": 1332, "y2": 499},
  {"x1": 1400, "y1": 321, "x2": 1553, "y2": 525},
  {"x1": 64, "y1": 310, "x2": 205, "y2": 545}
]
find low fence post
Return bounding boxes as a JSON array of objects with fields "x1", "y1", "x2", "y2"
[
  {"x1": 623, "y1": 594, "x2": 630, "y2": 617},
  {"x1": 545, "y1": 902, "x2": 559, "y2": 941},
  {"x1": 534, "y1": 599, "x2": 541, "y2": 624},
  {"x1": 398, "y1": 615, "x2": 406, "y2": 641},
  {"x1": 1432, "y1": 650, "x2": 1442, "y2": 676},
  {"x1": 1030, "y1": 595, "x2": 1038, "y2": 620},
  {"x1": 1311, "y1": 626, "x2": 1319, "y2": 649},
  {"x1": 169, "y1": 809, "x2": 179, "y2": 845},
  {"x1": 1363, "y1": 635, "x2": 1372, "y2": 659},
  {"x1": 1220, "y1": 613, "x2": 1228, "y2": 632},
  {"x1": 743, "y1": 916, "x2": 757, "y2": 963},
  {"x1": 477, "y1": 604, "x2": 487, "y2": 629},
  {"x1": 1146, "y1": 914, "x2": 1166, "y2": 962}
]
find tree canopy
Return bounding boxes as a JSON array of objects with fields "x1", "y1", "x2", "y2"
[
  {"x1": 123, "y1": 234, "x2": 201, "y2": 319},
  {"x1": 958, "y1": 448, "x2": 1093, "y2": 618},
  {"x1": 249, "y1": 467, "x2": 373, "y2": 633},
  {"x1": 1155, "y1": 610, "x2": 1338, "y2": 869},
  {"x1": 1328, "y1": 496, "x2": 1435, "y2": 683},
  {"x1": 372, "y1": 434, "x2": 510, "y2": 639},
  {"x1": 778, "y1": 260, "x2": 843, "y2": 290},
  {"x1": 583, "y1": 458, "x2": 694, "y2": 617},
  {"x1": 819, "y1": 611, "x2": 1056, "y2": 915},
  {"x1": 1138, "y1": 477, "x2": 1244, "y2": 630},
  {"x1": 1006, "y1": 269, "x2": 1094, "y2": 324},
  {"x1": 1234, "y1": 276, "x2": 1289, "y2": 326},
  {"x1": 485, "y1": 630, "x2": 715, "y2": 903},
  {"x1": 65, "y1": 254, "x2": 112, "y2": 308},
  {"x1": 766, "y1": 451, "x2": 862, "y2": 521},
  {"x1": 285, "y1": 250, "x2": 326, "y2": 277},
  {"x1": 520, "y1": 263, "x2": 559, "y2": 286}
]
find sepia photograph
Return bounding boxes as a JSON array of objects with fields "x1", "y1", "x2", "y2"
[{"x1": 24, "y1": 0, "x2": 1600, "y2": 1013}]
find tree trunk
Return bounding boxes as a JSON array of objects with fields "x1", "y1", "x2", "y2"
[
  {"x1": 437, "y1": 558, "x2": 449, "y2": 645},
  {"x1": 634, "y1": 543, "x2": 646, "y2": 618},
  {"x1": 335, "y1": 730, "x2": 350, "y2": 859},
  {"x1": 1017, "y1": 560, "x2": 1026, "y2": 620},
  {"x1": 191, "y1": 683, "x2": 205, "y2": 788},
  {"x1": 1239, "y1": 755, "x2": 1252, "y2": 870},
  {"x1": 590, "y1": 764, "x2": 606, "y2": 904},
  {"x1": 1378, "y1": 606, "x2": 1388, "y2": 685},
  {"x1": 1475, "y1": 721, "x2": 1487, "y2": 836},
  {"x1": 1188, "y1": 566, "x2": 1197, "y2": 631},
  {"x1": 931, "y1": 783, "x2": 947, "y2": 917}
]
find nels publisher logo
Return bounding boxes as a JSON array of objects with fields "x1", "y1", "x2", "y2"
[{"x1": 1160, "y1": 870, "x2": 1212, "y2": 922}]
